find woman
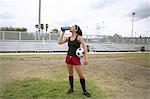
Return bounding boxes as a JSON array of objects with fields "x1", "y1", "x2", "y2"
[{"x1": 58, "y1": 25, "x2": 91, "y2": 97}]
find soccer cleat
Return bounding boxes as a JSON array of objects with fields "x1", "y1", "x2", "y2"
[
  {"x1": 67, "y1": 88, "x2": 74, "y2": 94},
  {"x1": 83, "y1": 91, "x2": 91, "y2": 97}
]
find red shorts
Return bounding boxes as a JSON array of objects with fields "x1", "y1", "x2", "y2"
[{"x1": 65, "y1": 54, "x2": 81, "y2": 65}]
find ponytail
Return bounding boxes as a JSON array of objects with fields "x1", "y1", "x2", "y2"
[{"x1": 75, "y1": 25, "x2": 82, "y2": 36}]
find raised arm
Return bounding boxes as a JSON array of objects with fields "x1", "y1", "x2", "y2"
[{"x1": 58, "y1": 31, "x2": 69, "y2": 44}]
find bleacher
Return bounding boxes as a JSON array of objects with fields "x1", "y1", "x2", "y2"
[
  {"x1": 0, "y1": 40, "x2": 68, "y2": 52},
  {"x1": 0, "y1": 31, "x2": 150, "y2": 52},
  {"x1": 88, "y1": 43, "x2": 150, "y2": 52}
]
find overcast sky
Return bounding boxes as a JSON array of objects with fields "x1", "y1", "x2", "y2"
[{"x1": 0, "y1": 0, "x2": 150, "y2": 37}]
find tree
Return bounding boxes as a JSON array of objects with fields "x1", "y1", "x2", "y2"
[
  {"x1": 51, "y1": 28, "x2": 59, "y2": 33},
  {"x1": 113, "y1": 33, "x2": 122, "y2": 37},
  {"x1": 0, "y1": 26, "x2": 27, "y2": 32}
]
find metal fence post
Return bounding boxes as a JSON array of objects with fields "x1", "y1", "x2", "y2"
[
  {"x1": 19, "y1": 32, "x2": 21, "y2": 40},
  {"x1": 3, "y1": 31, "x2": 5, "y2": 40},
  {"x1": 35, "y1": 32, "x2": 37, "y2": 40},
  {"x1": 49, "y1": 33, "x2": 51, "y2": 40}
]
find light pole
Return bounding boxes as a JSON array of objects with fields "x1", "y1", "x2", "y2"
[
  {"x1": 38, "y1": 0, "x2": 41, "y2": 40},
  {"x1": 41, "y1": 24, "x2": 45, "y2": 44},
  {"x1": 96, "y1": 23, "x2": 101, "y2": 35},
  {"x1": 101, "y1": 21, "x2": 104, "y2": 35},
  {"x1": 131, "y1": 12, "x2": 135, "y2": 37}
]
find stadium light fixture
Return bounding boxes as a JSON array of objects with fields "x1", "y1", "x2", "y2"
[{"x1": 131, "y1": 12, "x2": 135, "y2": 37}]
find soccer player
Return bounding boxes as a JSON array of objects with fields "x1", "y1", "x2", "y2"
[{"x1": 58, "y1": 25, "x2": 91, "y2": 97}]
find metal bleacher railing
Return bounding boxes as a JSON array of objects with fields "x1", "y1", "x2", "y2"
[{"x1": 0, "y1": 31, "x2": 150, "y2": 52}]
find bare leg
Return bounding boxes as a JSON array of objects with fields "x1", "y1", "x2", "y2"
[
  {"x1": 67, "y1": 64, "x2": 74, "y2": 94},
  {"x1": 74, "y1": 65, "x2": 84, "y2": 78},
  {"x1": 74, "y1": 65, "x2": 91, "y2": 97},
  {"x1": 67, "y1": 64, "x2": 73, "y2": 76}
]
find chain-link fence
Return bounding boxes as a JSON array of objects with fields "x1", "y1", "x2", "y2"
[
  {"x1": 0, "y1": 31, "x2": 150, "y2": 52},
  {"x1": 0, "y1": 31, "x2": 150, "y2": 44},
  {"x1": 0, "y1": 31, "x2": 59, "y2": 41},
  {"x1": 85, "y1": 35, "x2": 150, "y2": 44}
]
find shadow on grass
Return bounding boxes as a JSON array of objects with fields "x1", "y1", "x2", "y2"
[{"x1": 0, "y1": 78, "x2": 106, "y2": 99}]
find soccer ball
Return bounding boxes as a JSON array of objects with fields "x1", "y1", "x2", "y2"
[{"x1": 76, "y1": 48, "x2": 84, "y2": 58}]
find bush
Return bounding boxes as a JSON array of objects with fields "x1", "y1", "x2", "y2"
[{"x1": 141, "y1": 46, "x2": 145, "y2": 52}]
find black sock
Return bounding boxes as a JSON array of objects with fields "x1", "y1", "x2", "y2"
[
  {"x1": 69, "y1": 76, "x2": 74, "y2": 89},
  {"x1": 80, "y1": 78, "x2": 87, "y2": 92}
]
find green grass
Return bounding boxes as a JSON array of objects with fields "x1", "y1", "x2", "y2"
[
  {"x1": 0, "y1": 78, "x2": 106, "y2": 99},
  {"x1": 1, "y1": 52, "x2": 149, "y2": 99},
  {"x1": 0, "y1": 63, "x2": 106, "y2": 99}
]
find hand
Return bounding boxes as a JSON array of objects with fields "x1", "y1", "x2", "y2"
[
  {"x1": 62, "y1": 30, "x2": 65, "y2": 32},
  {"x1": 83, "y1": 58, "x2": 88, "y2": 65},
  {"x1": 61, "y1": 28, "x2": 66, "y2": 32}
]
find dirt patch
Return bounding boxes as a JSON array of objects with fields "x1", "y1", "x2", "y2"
[
  {"x1": 0, "y1": 53, "x2": 150, "y2": 99},
  {"x1": 85, "y1": 55, "x2": 150, "y2": 99}
]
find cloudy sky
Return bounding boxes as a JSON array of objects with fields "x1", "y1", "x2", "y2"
[{"x1": 0, "y1": 0, "x2": 150, "y2": 37}]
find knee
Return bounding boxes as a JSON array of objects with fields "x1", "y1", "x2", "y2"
[
  {"x1": 78, "y1": 74, "x2": 84, "y2": 79},
  {"x1": 68, "y1": 71, "x2": 73, "y2": 76},
  {"x1": 69, "y1": 73, "x2": 73, "y2": 76}
]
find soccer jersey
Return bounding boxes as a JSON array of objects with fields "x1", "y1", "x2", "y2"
[{"x1": 68, "y1": 35, "x2": 80, "y2": 56}]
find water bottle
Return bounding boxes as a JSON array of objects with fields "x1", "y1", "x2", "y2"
[{"x1": 61, "y1": 26, "x2": 70, "y2": 31}]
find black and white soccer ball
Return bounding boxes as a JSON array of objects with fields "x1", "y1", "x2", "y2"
[{"x1": 76, "y1": 48, "x2": 84, "y2": 58}]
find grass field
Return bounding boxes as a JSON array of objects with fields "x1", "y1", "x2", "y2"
[{"x1": 0, "y1": 52, "x2": 150, "y2": 99}]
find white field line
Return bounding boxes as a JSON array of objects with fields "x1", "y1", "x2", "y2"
[{"x1": 0, "y1": 52, "x2": 149, "y2": 56}]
